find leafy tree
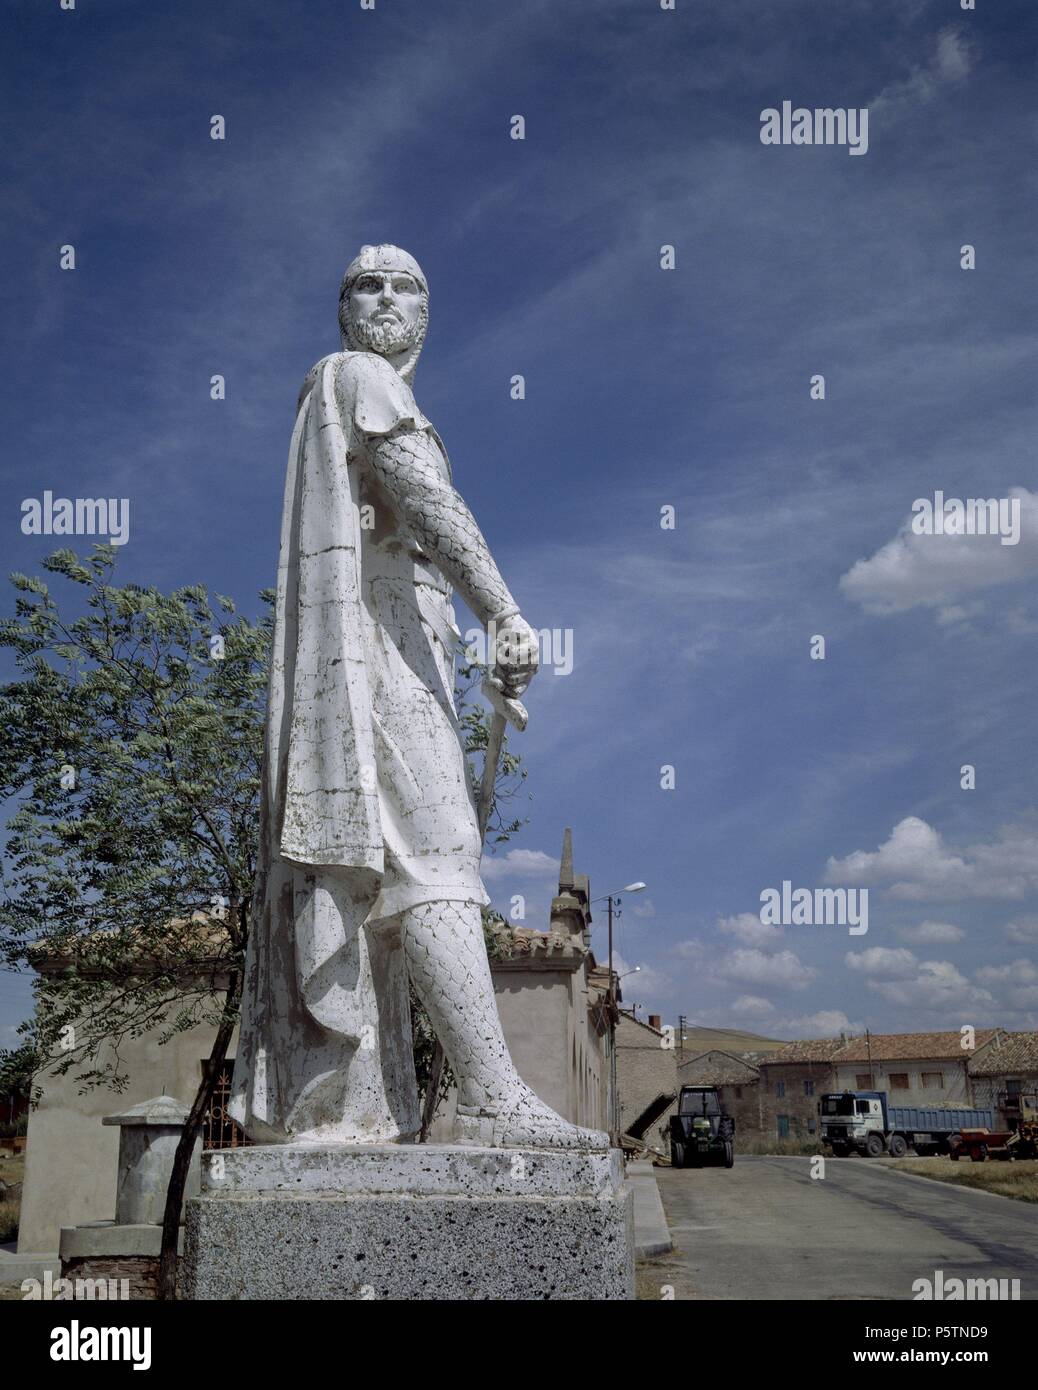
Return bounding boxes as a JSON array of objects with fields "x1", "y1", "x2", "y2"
[{"x1": 0, "y1": 546, "x2": 268, "y2": 1298}]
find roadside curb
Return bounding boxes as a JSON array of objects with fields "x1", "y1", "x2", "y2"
[{"x1": 628, "y1": 1159, "x2": 674, "y2": 1259}]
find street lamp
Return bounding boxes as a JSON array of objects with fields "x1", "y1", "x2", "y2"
[{"x1": 590, "y1": 882, "x2": 647, "y2": 1147}]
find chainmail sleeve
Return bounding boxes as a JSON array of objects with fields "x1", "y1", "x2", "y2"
[{"x1": 364, "y1": 426, "x2": 519, "y2": 628}]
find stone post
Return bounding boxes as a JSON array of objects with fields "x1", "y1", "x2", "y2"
[
  {"x1": 102, "y1": 1094, "x2": 198, "y2": 1225},
  {"x1": 58, "y1": 1095, "x2": 201, "y2": 1298}
]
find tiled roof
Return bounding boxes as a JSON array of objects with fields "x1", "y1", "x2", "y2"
[
  {"x1": 740, "y1": 1050, "x2": 780, "y2": 1067},
  {"x1": 486, "y1": 921, "x2": 588, "y2": 960},
  {"x1": 763, "y1": 1038, "x2": 849, "y2": 1064},
  {"x1": 31, "y1": 911, "x2": 235, "y2": 972},
  {"x1": 836, "y1": 1030, "x2": 998, "y2": 1062},
  {"x1": 762, "y1": 1029, "x2": 1002, "y2": 1066},
  {"x1": 969, "y1": 1032, "x2": 1038, "y2": 1076}
]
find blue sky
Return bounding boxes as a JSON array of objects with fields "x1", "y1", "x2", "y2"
[{"x1": 2, "y1": 0, "x2": 1036, "y2": 1044}]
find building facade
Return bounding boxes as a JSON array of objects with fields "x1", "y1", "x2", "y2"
[
  {"x1": 757, "y1": 1040, "x2": 846, "y2": 1141},
  {"x1": 830, "y1": 1030, "x2": 1002, "y2": 1108},
  {"x1": 614, "y1": 1010, "x2": 677, "y2": 1141}
]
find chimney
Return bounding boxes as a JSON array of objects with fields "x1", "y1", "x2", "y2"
[{"x1": 649, "y1": 1014, "x2": 661, "y2": 1031}]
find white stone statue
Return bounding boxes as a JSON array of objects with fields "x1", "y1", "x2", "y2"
[{"x1": 230, "y1": 245, "x2": 606, "y2": 1151}]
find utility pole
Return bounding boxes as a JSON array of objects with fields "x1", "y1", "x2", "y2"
[{"x1": 608, "y1": 893, "x2": 616, "y2": 1144}]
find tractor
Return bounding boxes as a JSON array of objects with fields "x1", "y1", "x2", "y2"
[{"x1": 669, "y1": 1085, "x2": 735, "y2": 1168}]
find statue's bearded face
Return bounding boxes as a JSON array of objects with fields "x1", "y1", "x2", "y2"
[{"x1": 346, "y1": 271, "x2": 425, "y2": 356}]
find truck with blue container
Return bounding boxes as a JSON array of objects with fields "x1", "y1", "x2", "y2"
[{"x1": 819, "y1": 1090, "x2": 995, "y2": 1158}]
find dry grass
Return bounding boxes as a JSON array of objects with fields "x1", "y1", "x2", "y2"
[
  {"x1": 0, "y1": 1201, "x2": 18, "y2": 1245},
  {"x1": 882, "y1": 1156, "x2": 1038, "y2": 1203},
  {"x1": 0, "y1": 1154, "x2": 24, "y2": 1244},
  {"x1": 0, "y1": 1155, "x2": 24, "y2": 1184}
]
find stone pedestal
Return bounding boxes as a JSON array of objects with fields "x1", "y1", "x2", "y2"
[
  {"x1": 102, "y1": 1094, "x2": 200, "y2": 1225},
  {"x1": 182, "y1": 1143, "x2": 633, "y2": 1300},
  {"x1": 53, "y1": 1094, "x2": 201, "y2": 1299}
]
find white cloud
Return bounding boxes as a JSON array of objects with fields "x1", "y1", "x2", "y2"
[
  {"x1": 841, "y1": 953, "x2": 1038, "y2": 1022},
  {"x1": 896, "y1": 920, "x2": 965, "y2": 944},
  {"x1": 845, "y1": 947, "x2": 918, "y2": 978},
  {"x1": 777, "y1": 1010, "x2": 863, "y2": 1038},
  {"x1": 934, "y1": 602, "x2": 984, "y2": 627},
  {"x1": 826, "y1": 815, "x2": 1038, "y2": 901},
  {"x1": 839, "y1": 937, "x2": 1038, "y2": 1020},
  {"x1": 974, "y1": 959, "x2": 1038, "y2": 987},
  {"x1": 1005, "y1": 916, "x2": 1038, "y2": 944},
  {"x1": 480, "y1": 848, "x2": 559, "y2": 881},
  {"x1": 936, "y1": 27, "x2": 973, "y2": 82},
  {"x1": 870, "y1": 25, "x2": 976, "y2": 114},
  {"x1": 679, "y1": 910, "x2": 821, "y2": 997},
  {"x1": 839, "y1": 487, "x2": 1038, "y2": 617},
  {"x1": 716, "y1": 911, "x2": 785, "y2": 949},
  {"x1": 731, "y1": 995, "x2": 775, "y2": 1016},
  {"x1": 715, "y1": 948, "x2": 817, "y2": 991},
  {"x1": 971, "y1": 960, "x2": 1038, "y2": 1016},
  {"x1": 868, "y1": 959, "x2": 993, "y2": 1012},
  {"x1": 676, "y1": 936, "x2": 816, "y2": 992}
]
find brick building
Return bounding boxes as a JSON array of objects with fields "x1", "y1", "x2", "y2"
[
  {"x1": 756, "y1": 1039, "x2": 848, "y2": 1140},
  {"x1": 614, "y1": 1010, "x2": 677, "y2": 1140},
  {"x1": 968, "y1": 1032, "x2": 1038, "y2": 1125},
  {"x1": 683, "y1": 1051, "x2": 761, "y2": 1129}
]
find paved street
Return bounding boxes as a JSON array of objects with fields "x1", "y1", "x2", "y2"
[{"x1": 642, "y1": 1156, "x2": 1038, "y2": 1300}]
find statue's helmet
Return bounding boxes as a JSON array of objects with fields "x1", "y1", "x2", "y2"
[{"x1": 339, "y1": 244, "x2": 429, "y2": 383}]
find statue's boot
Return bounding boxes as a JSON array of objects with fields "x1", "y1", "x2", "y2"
[{"x1": 400, "y1": 900, "x2": 609, "y2": 1150}]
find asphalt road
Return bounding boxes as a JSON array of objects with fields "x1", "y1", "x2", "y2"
[{"x1": 645, "y1": 1155, "x2": 1038, "y2": 1300}]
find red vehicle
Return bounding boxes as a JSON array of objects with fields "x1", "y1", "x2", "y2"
[{"x1": 950, "y1": 1096, "x2": 1038, "y2": 1162}]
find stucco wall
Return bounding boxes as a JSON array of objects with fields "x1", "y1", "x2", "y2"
[
  {"x1": 831, "y1": 1058, "x2": 972, "y2": 1108},
  {"x1": 493, "y1": 968, "x2": 572, "y2": 1120}
]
